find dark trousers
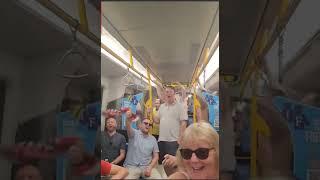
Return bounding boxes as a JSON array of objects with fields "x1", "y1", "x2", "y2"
[{"x1": 158, "y1": 141, "x2": 179, "y2": 164}]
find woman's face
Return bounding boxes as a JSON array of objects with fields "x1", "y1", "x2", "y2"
[{"x1": 181, "y1": 140, "x2": 218, "y2": 179}]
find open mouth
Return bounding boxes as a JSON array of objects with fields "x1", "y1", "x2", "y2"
[{"x1": 191, "y1": 166, "x2": 205, "y2": 173}]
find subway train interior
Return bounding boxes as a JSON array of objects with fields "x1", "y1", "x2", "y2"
[{"x1": 0, "y1": 0, "x2": 319, "y2": 179}]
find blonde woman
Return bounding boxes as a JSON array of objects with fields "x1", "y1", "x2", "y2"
[{"x1": 168, "y1": 122, "x2": 219, "y2": 179}]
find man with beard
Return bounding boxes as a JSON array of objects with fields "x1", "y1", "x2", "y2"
[
  {"x1": 100, "y1": 114, "x2": 126, "y2": 165},
  {"x1": 123, "y1": 109, "x2": 161, "y2": 179}
]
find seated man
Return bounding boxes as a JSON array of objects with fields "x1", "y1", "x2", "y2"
[
  {"x1": 100, "y1": 114, "x2": 126, "y2": 165},
  {"x1": 14, "y1": 163, "x2": 43, "y2": 180},
  {"x1": 123, "y1": 109, "x2": 161, "y2": 179}
]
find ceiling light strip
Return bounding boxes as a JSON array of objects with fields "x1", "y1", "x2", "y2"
[
  {"x1": 102, "y1": 13, "x2": 163, "y2": 84},
  {"x1": 189, "y1": 7, "x2": 219, "y2": 86},
  {"x1": 101, "y1": 43, "x2": 161, "y2": 87}
]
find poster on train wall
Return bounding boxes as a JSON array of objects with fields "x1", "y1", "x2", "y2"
[
  {"x1": 273, "y1": 96, "x2": 320, "y2": 180},
  {"x1": 202, "y1": 92, "x2": 219, "y2": 130},
  {"x1": 56, "y1": 102, "x2": 101, "y2": 180},
  {"x1": 121, "y1": 92, "x2": 144, "y2": 130}
]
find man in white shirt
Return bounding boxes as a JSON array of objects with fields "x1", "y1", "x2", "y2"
[{"x1": 154, "y1": 86, "x2": 188, "y2": 176}]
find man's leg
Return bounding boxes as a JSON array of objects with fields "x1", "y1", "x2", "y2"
[
  {"x1": 158, "y1": 141, "x2": 165, "y2": 164},
  {"x1": 144, "y1": 167, "x2": 162, "y2": 179},
  {"x1": 162, "y1": 141, "x2": 179, "y2": 176},
  {"x1": 125, "y1": 167, "x2": 142, "y2": 179}
]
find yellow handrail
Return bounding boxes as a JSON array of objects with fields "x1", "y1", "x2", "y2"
[
  {"x1": 250, "y1": 71, "x2": 271, "y2": 177},
  {"x1": 147, "y1": 69, "x2": 153, "y2": 120},
  {"x1": 35, "y1": 0, "x2": 100, "y2": 45},
  {"x1": 239, "y1": 0, "x2": 300, "y2": 98},
  {"x1": 101, "y1": 43, "x2": 162, "y2": 87},
  {"x1": 193, "y1": 86, "x2": 197, "y2": 123},
  {"x1": 129, "y1": 49, "x2": 134, "y2": 68},
  {"x1": 77, "y1": 0, "x2": 89, "y2": 32},
  {"x1": 36, "y1": 0, "x2": 163, "y2": 87}
]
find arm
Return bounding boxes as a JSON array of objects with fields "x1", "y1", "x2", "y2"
[
  {"x1": 125, "y1": 110, "x2": 134, "y2": 138},
  {"x1": 156, "y1": 85, "x2": 165, "y2": 103},
  {"x1": 145, "y1": 139, "x2": 160, "y2": 177},
  {"x1": 179, "y1": 121, "x2": 187, "y2": 144},
  {"x1": 149, "y1": 151, "x2": 159, "y2": 169},
  {"x1": 110, "y1": 163, "x2": 129, "y2": 179},
  {"x1": 111, "y1": 149, "x2": 125, "y2": 165},
  {"x1": 178, "y1": 103, "x2": 188, "y2": 144},
  {"x1": 176, "y1": 82, "x2": 187, "y2": 102},
  {"x1": 195, "y1": 93, "x2": 209, "y2": 122},
  {"x1": 162, "y1": 154, "x2": 177, "y2": 169},
  {"x1": 112, "y1": 136, "x2": 127, "y2": 164},
  {"x1": 144, "y1": 151, "x2": 159, "y2": 177},
  {"x1": 153, "y1": 109, "x2": 160, "y2": 124}
]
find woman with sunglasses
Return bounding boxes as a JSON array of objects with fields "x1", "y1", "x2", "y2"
[{"x1": 168, "y1": 122, "x2": 219, "y2": 179}]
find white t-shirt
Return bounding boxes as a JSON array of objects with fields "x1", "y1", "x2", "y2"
[{"x1": 158, "y1": 102, "x2": 188, "y2": 142}]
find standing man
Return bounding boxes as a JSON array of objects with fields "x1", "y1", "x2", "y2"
[
  {"x1": 154, "y1": 86, "x2": 188, "y2": 175},
  {"x1": 100, "y1": 113, "x2": 126, "y2": 165},
  {"x1": 124, "y1": 110, "x2": 161, "y2": 179}
]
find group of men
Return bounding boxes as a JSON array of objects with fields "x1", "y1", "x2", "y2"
[{"x1": 101, "y1": 86, "x2": 188, "y2": 179}]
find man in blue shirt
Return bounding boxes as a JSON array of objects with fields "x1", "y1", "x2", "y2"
[{"x1": 124, "y1": 109, "x2": 161, "y2": 179}]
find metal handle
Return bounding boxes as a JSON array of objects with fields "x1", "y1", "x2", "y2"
[
  {"x1": 56, "y1": 23, "x2": 89, "y2": 79},
  {"x1": 57, "y1": 47, "x2": 89, "y2": 79}
]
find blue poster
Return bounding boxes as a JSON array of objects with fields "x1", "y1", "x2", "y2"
[
  {"x1": 213, "y1": 96, "x2": 219, "y2": 129},
  {"x1": 56, "y1": 102, "x2": 100, "y2": 180},
  {"x1": 202, "y1": 92, "x2": 219, "y2": 130},
  {"x1": 121, "y1": 93, "x2": 144, "y2": 130},
  {"x1": 78, "y1": 102, "x2": 101, "y2": 152},
  {"x1": 121, "y1": 99, "x2": 131, "y2": 130},
  {"x1": 273, "y1": 96, "x2": 320, "y2": 180}
]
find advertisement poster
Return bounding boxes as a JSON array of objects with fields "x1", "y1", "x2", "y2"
[
  {"x1": 56, "y1": 102, "x2": 100, "y2": 180},
  {"x1": 273, "y1": 96, "x2": 320, "y2": 180},
  {"x1": 121, "y1": 92, "x2": 144, "y2": 130},
  {"x1": 202, "y1": 92, "x2": 219, "y2": 130}
]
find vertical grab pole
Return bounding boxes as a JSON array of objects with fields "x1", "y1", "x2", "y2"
[
  {"x1": 193, "y1": 84, "x2": 197, "y2": 124},
  {"x1": 147, "y1": 69, "x2": 153, "y2": 121},
  {"x1": 129, "y1": 49, "x2": 134, "y2": 68},
  {"x1": 250, "y1": 70, "x2": 271, "y2": 177},
  {"x1": 77, "y1": 0, "x2": 89, "y2": 32},
  {"x1": 250, "y1": 71, "x2": 258, "y2": 177}
]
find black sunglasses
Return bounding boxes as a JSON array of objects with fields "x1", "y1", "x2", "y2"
[
  {"x1": 180, "y1": 148, "x2": 215, "y2": 160},
  {"x1": 143, "y1": 122, "x2": 152, "y2": 126}
]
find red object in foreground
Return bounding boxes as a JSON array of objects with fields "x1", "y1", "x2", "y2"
[
  {"x1": 0, "y1": 136, "x2": 81, "y2": 162},
  {"x1": 100, "y1": 160, "x2": 111, "y2": 176}
]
